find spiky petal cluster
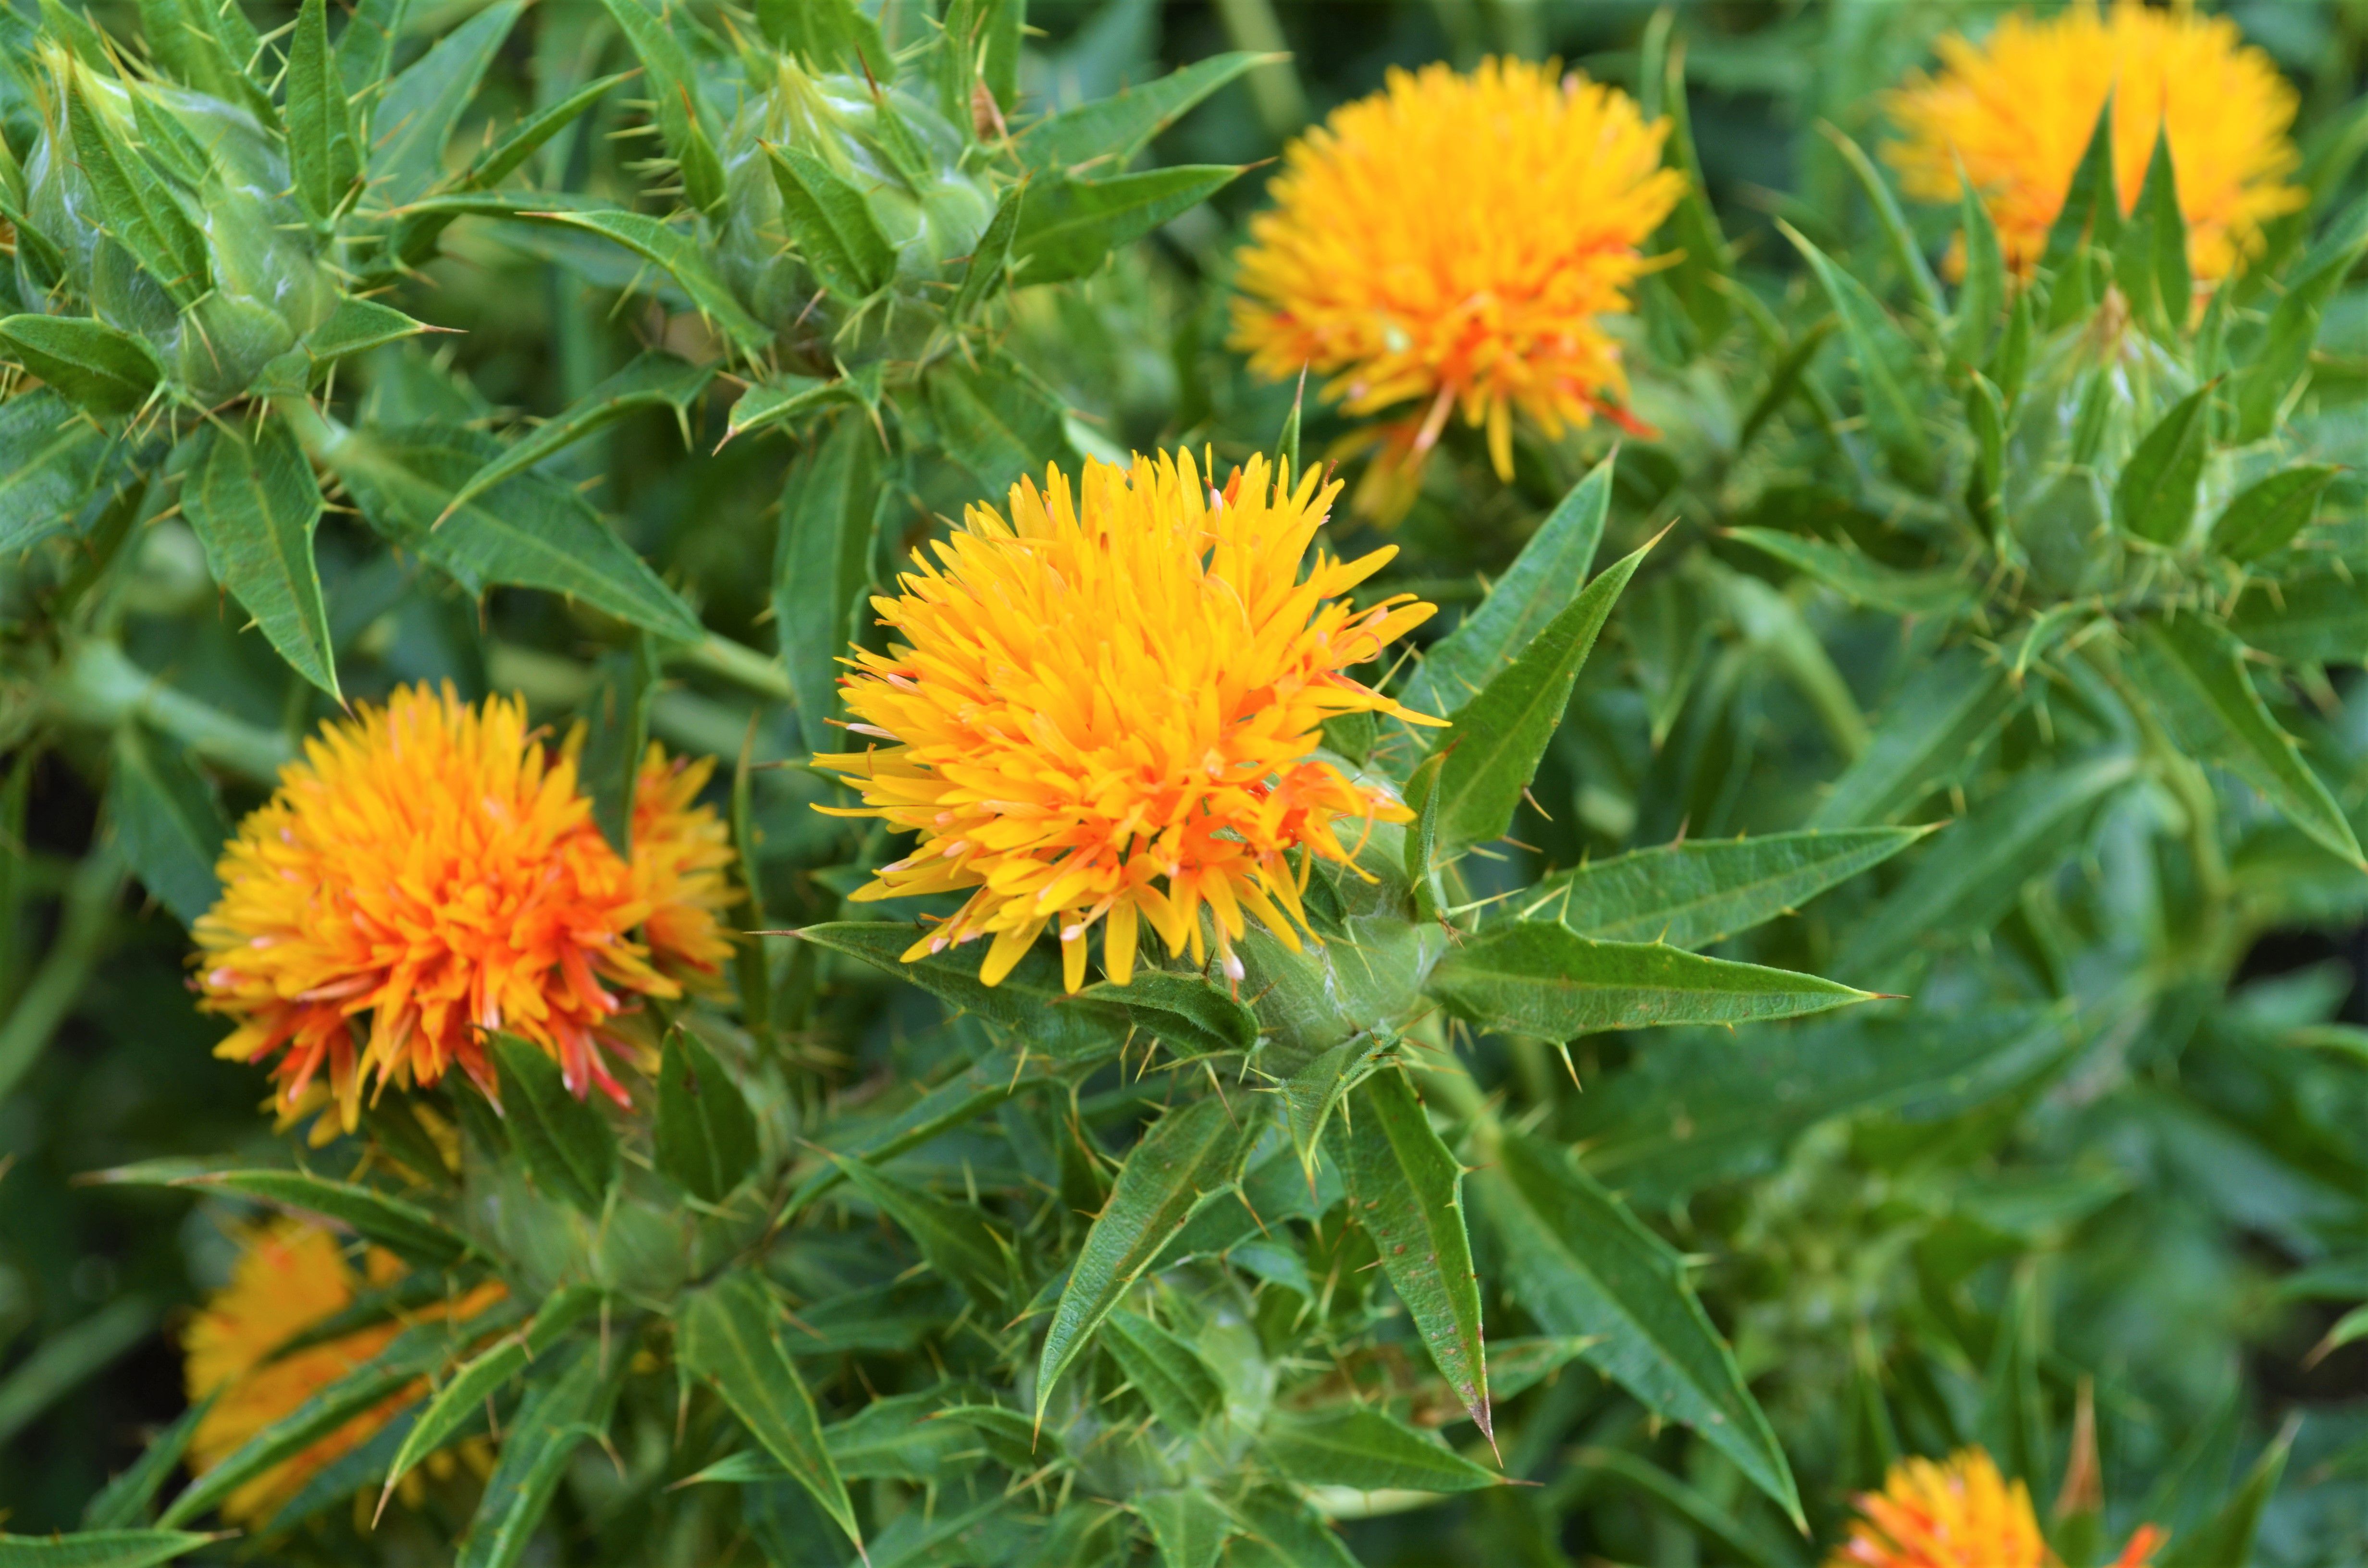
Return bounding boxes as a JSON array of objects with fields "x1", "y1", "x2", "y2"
[
  {"x1": 1884, "y1": 0, "x2": 2302, "y2": 282},
  {"x1": 1230, "y1": 58, "x2": 1683, "y2": 489},
  {"x1": 182, "y1": 1219, "x2": 503, "y2": 1524},
  {"x1": 1827, "y1": 1448, "x2": 2164, "y2": 1568},
  {"x1": 815, "y1": 451, "x2": 1438, "y2": 991},
  {"x1": 194, "y1": 686, "x2": 735, "y2": 1124}
]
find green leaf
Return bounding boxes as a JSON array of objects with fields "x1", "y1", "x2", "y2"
[
  {"x1": 1474, "y1": 1130, "x2": 1801, "y2": 1525},
  {"x1": 2231, "y1": 573, "x2": 2368, "y2": 666},
  {"x1": 461, "y1": 73, "x2": 634, "y2": 194},
  {"x1": 1965, "y1": 368, "x2": 2006, "y2": 537},
  {"x1": 1137, "y1": 1490, "x2": 1233, "y2": 1568},
  {"x1": 576, "y1": 634, "x2": 657, "y2": 857},
  {"x1": 1341, "y1": 1067, "x2": 1491, "y2": 1439},
  {"x1": 775, "y1": 415, "x2": 880, "y2": 738},
  {"x1": 1231, "y1": 1490, "x2": 1362, "y2": 1568},
  {"x1": 765, "y1": 144, "x2": 897, "y2": 301},
  {"x1": 1820, "y1": 124, "x2": 1941, "y2": 322},
  {"x1": 1977, "y1": 1266, "x2": 2048, "y2": 1485},
  {"x1": 1013, "y1": 166, "x2": 1242, "y2": 286},
  {"x1": 1081, "y1": 969, "x2": 1261, "y2": 1059},
  {"x1": 369, "y1": 0, "x2": 526, "y2": 208},
  {"x1": 134, "y1": 0, "x2": 263, "y2": 111},
  {"x1": 2114, "y1": 128, "x2": 2189, "y2": 337},
  {"x1": 381, "y1": 1286, "x2": 602, "y2": 1509},
  {"x1": 181, "y1": 421, "x2": 339, "y2": 698},
  {"x1": 1260, "y1": 1408, "x2": 1496, "y2": 1493},
  {"x1": 1519, "y1": 827, "x2": 1930, "y2": 948},
  {"x1": 0, "y1": 390, "x2": 112, "y2": 554},
  {"x1": 489, "y1": 1032, "x2": 617, "y2": 1215},
  {"x1": 0, "y1": 1532, "x2": 217, "y2": 1568},
  {"x1": 1019, "y1": 54, "x2": 1276, "y2": 172},
  {"x1": 725, "y1": 375, "x2": 849, "y2": 444},
  {"x1": 1401, "y1": 454, "x2": 1613, "y2": 721},
  {"x1": 925, "y1": 352, "x2": 1075, "y2": 495},
  {"x1": 106, "y1": 723, "x2": 226, "y2": 927},
  {"x1": 2127, "y1": 616, "x2": 2363, "y2": 866},
  {"x1": 82, "y1": 1395, "x2": 214, "y2": 1529},
  {"x1": 330, "y1": 422, "x2": 704, "y2": 642},
  {"x1": 598, "y1": 0, "x2": 726, "y2": 214},
  {"x1": 1431, "y1": 922, "x2": 1875, "y2": 1037},
  {"x1": 1572, "y1": 1447, "x2": 1791, "y2": 1568},
  {"x1": 1781, "y1": 221, "x2": 1933, "y2": 490},
  {"x1": 678, "y1": 1275, "x2": 860, "y2": 1551},
  {"x1": 64, "y1": 77, "x2": 208, "y2": 305},
  {"x1": 1104, "y1": 1308, "x2": 1223, "y2": 1435},
  {"x1": 443, "y1": 353, "x2": 714, "y2": 522},
  {"x1": 1409, "y1": 537, "x2": 1649, "y2": 854},
  {"x1": 1280, "y1": 1032, "x2": 1392, "y2": 1182},
  {"x1": 0, "y1": 315, "x2": 160, "y2": 417},
  {"x1": 832, "y1": 1154, "x2": 1008, "y2": 1306},
  {"x1": 2234, "y1": 205, "x2": 2368, "y2": 441},
  {"x1": 1952, "y1": 167, "x2": 2005, "y2": 370},
  {"x1": 2157, "y1": 1421, "x2": 2296, "y2": 1568},
  {"x1": 794, "y1": 922, "x2": 1128, "y2": 1053},
  {"x1": 2112, "y1": 384, "x2": 2213, "y2": 546},
  {"x1": 509, "y1": 209, "x2": 771, "y2": 356},
  {"x1": 2040, "y1": 95, "x2": 2120, "y2": 282},
  {"x1": 1724, "y1": 527, "x2": 1971, "y2": 617},
  {"x1": 1036, "y1": 1096, "x2": 1261, "y2": 1414},
  {"x1": 304, "y1": 297, "x2": 431, "y2": 364},
  {"x1": 1838, "y1": 753, "x2": 2138, "y2": 974},
  {"x1": 754, "y1": 0, "x2": 883, "y2": 73},
  {"x1": 454, "y1": 1342, "x2": 622, "y2": 1568},
  {"x1": 285, "y1": 0, "x2": 359, "y2": 224},
  {"x1": 952, "y1": 182, "x2": 1026, "y2": 320},
  {"x1": 335, "y1": 0, "x2": 408, "y2": 95},
  {"x1": 86, "y1": 1164, "x2": 479, "y2": 1268},
  {"x1": 655, "y1": 1029, "x2": 761, "y2": 1205},
  {"x1": 0, "y1": 1298, "x2": 156, "y2": 1449},
  {"x1": 820, "y1": 1393, "x2": 973, "y2": 1482},
  {"x1": 1809, "y1": 645, "x2": 2017, "y2": 827},
  {"x1": 2209, "y1": 463, "x2": 2339, "y2": 564}
]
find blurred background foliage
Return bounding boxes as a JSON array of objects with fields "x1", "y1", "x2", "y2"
[{"x1": 0, "y1": 0, "x2": 2363, "y2": 1564}]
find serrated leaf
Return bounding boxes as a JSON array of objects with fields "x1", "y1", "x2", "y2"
[
  {"x1": 0, "y1": 1532, "x2": 217, "y2": 1568},
  {"x1": 2157, "y1": 1421, "x2": 2295, "y2": 1568},
  {"x1": 2209, "y1": 463, "x2": 2339, "y2": 563},
  {"x1": 2040, "y1": 95, "x2": 2120, "y2": 284},
  {"x1": 64, "y1": 77, "x2": 207, "y2": 305},
  {"x1": 1260, "y1": 1408, "x2": 1496, "y2": 1493},
  {"x1": 510, "y1": 209, "x2": 771, "y2": 355},
  {"x1": 1809, "y1": 645, "x2": 2018, "y2": 827},
  {"x1": 1280, "y1": 1032, "x2": 1392, "y2": 1183},
  {"x1": 678, "y1": 1275, "x2": 859, "y2": 1550},
  {"x1": 1136, "y1": 1490, "x2": 1233, "y2": 1568},
  {"x1": 654, "y1": 1029, "x2": 760, "y2": 1204},
  {"x1": 181, "y1": 421, "x2": 339, "y2": 698},
  {"x1": 81, "y1": 1395, "x2": 214, "y2": 1530},
  {"x1": 1341, "y1": 1067, "x2": 1491, "y2": 1439},
  {"x1": 775, "y1": 416, "x2": 879, "y2": 739},
  {"x1": 576, "y1": 634, "x2": 657, "y2": 857},
  {"x1": 1019, "y1": 53, "x2": 1275, "y2": 172},
  {"x1": 925, "y1": 352, "x2": 1075, "y2": 495},
  {"x1": 1782, "y1": 222, "x2": 1933, "y2": 490},
  {"x1": 1231, "y1": 1490, "x2": 1360, "y2": 1568},
  {"x1": 454, "y1": 1342, "x2": 621, "y2": 1568},
  {"x1": 86, "y1": 1165, "x2": 479, "y2": 1268},
  {"x1": 1401, "y1": 454, "x2": 1613, "y2": 721},
  {"x1": 1518, "y1": 827, "x2": 1930, "y2": 948},
  {"x1": 952, "y1": 182, "x2": 1025, "y2": 319},
  {"x1": 2231, "y1": 573, "x2": 2368, "y2": 666},
  {"x1": 824, "y1": 1393, "x2": 972, "y2": 1482},
  {"x1": 1724, "y1": 527, "x2": 1971, "y2": 617},
  {"x1": 134, "y1": 0, "x2": 264, "y2": 112},
  {"x1": 0, "y1": 390, "x2": 112, "y2": 553},
  {"x1": 2112, "y1": 383, "x2": 2213, "y2": 546},
  {"x1": 1079, "y1": 969, "x2": 1260, "y2": 1059},
  {"x1": 725, "y1": 375, "x2": 848, "y2": 444},
  {"x1": 106, "y1": 723, "x2": 226, "y2": 927},
  {"x1": 489, "y1": 1033, "x2": 616, "y2": 1214},
  {"x1": 754, "y1": 0, "x2": 883, "y2": 73},
  {"x1": 2234, "y1": 205, "x2": 2368, "y2": 441},
  {"x1": 381, "y1": 1286, "x2": 601, "y2": 1508},
  {"x1": 1409, "y1": 537, "x2": 1649, "y2": 854},
  {"x1": 1104, "y1": 1308, "x2": 1223, "y2": 1435},
  {"x1": 1036, "y1": 1096, "x2": 1261, "y2": 1414},
  {"x1": 1474, "y1": 1130, "x2": 1801, "y2": 1525},
  {"x1": 444, "y1": 353, "x2": 714, "y2": 522},
  {"x1": 369, "y1": 0, "x2": 526, "y2": 208},
  {"x1": 1573, "y1": 1446, "x2": 1792, "y2": 1568},
  {"x1": 1821, "y1": 124, "x2": 1941, "y2": 322},
  {"x1": 461, "y1": 73, "x2": 633, "y2": 194},
  {"x1": 1965, "y1": 368, "x2": 2006, "y2": 536},
  {"x1": 1952, "y1": 171, "x2": 2004, "y2": 370},
  {"x1": 2127, "y1": 617, "x2": 2363, "y2": 866},
  {"x1": 598, "y1": 0, "x2": 726, "y2": 214},
  {"x1": 0, "y1": 316, "x2": 160, "y2": 416},
  {"x1": 1838, "y1": 753, "x2": 2138, "y2": 974},
  {"x1": 285, "y1": 0, "x2": 358, "y2": 224},
  {"x1": 1012, "y1": 166, "x2": 1241, "y2": 285},
  {"x1": 1431, "y1": 923, "x2": 1875, "y2": 1037},
  {"x1": 765, "y1": 144, "x2": 896, "y2": 301},
  {"x1": 304, "y1": 297, "x2": 430, "y2": 364},
  {"x1": 2114, "y1": 127, "x2": 2189, "y2": 337},
  {"x1": 833, "y1": 1154, "x2": 1007, "y2": 1306}
]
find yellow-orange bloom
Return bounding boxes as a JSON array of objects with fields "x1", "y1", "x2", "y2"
[
  {"x1": 1828, "y1": 1448, "x2": 2165, "y2": 1568},
  {"x1": 1231, "y1": 58, "x2": 1683, "y2": 492},
  {"x1": 1885, "y1": 1, "x2": 2302, "y2": 282},
  {"x1": 194, "y1": 686, "x2": 735, "y2": 1125},
  {"x1": 182, "y1": 1218, "x2": 503, "y2": 1524},
  {"x1": 814, "y1": 450, "x2": 1438, "y2": 991}
]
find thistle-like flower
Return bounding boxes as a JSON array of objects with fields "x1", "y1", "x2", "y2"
[
  {"x1": 1230, "y1": 59, "x2": 1682, "y2": 501},
  {"x1": 194, "y1": 686, "x2": 735, "y2": 1125},
  {"x1": 1884, "y1": 0, "x2": 2303, "y2": 282},
  {"x1": 815, "y1": 450, "x2": 1438, "y2": 991},
  {"x1": 1829, "y1": 1448, "x2": 2164, "y2": 1568},
  {"x1": 182, "y1": 1219, "x2": 502, "y2": 1524}
]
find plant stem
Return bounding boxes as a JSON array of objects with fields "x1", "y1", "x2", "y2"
[
  {"x1": 0, "y1": 838, "x2": 125, "y2": 1106},
  {"x1": 1213, "y1": 0, "x2": 1311, "y2": 137},
  {"x1": 48, "y1": 641, "x2": 296, "y2": 784}
]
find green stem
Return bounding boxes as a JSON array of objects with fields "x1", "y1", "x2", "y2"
[
  {"x1": 0, "y1": 839, "x2": 125, "y2": 1106},
  {"x1": 678, "y1": 634, "x2": 795, "y2": 705},
  {"x1": 49, "y1": 641, "x2": 296, "y2": 783},
  {"x1": 1212, "y1": 0, "x2": 1310, "y2": 137}
]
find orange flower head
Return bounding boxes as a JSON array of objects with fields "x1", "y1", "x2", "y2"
[
  {"x1": 1231, "y1": 58, "x2": 1683, "y2": 488},
  {"x1": 194, "y1": 685, "x2": 736, "y2": 1125},
  {"x1": 814, "y1": 450, "x2": 1439, "y2": 991},
  {"x1": 1884, "y1": 0, "x2": 2303, "y2": 282},
  {"x1": 182, "y1": 1218, "x2": 502, "y2": 1525},
  {"x1": 1828, "y1": 1447, "x2": 2166, "y2": 1568}
]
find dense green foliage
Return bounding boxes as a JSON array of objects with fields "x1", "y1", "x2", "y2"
[{"x1": 0, "y1": 1, "x2": 2363, "y2": 1565}]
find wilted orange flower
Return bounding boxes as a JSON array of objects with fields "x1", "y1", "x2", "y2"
[
  {"x1": 182, "y1": 1218, "x2": 503, "y2": 1525},
  {"x1": 195, "y1": 686, "x2": 735, "y2": 1125},
  {"x1": 1885, "y1": 0, "x2": 2303, "y2": 282},
  {"x1": 814, "y1": 450, "x2": 1438, "y2": 991},
  {"x1": 1829, "y1": 1447, "x2": 2165, "y2": 1568},
  {"x1": 1231, "y1": 58, "x2": 1683, "y2": 501}
]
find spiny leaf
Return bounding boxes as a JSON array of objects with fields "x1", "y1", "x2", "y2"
[
  {"x1": 2040, "y1": 94, "x2": 2120, "y2": 284},
  {"x1": 952, "y1": 181, "x2": 1026, "y2": 320},
  {"x1": 454, "y1": 1342, "x2": 623, "y2": 1568},
  {"x1": 510, "y1": 209, "x2": 771, "y2": 355},
  {"x1": 0, "y1": 316, "x2": 160, "y2": 416},
  {"x1": 1518, "y1": 827, "x2": 1932, "y2": 948},
  {"x1": 84, "y1": 1164, "x2": 479, "y2": 1269},
  {"x1": 2114, "y1": 127, "x2": 2189, "y2": 337},
  {"x1": 380, "y1": 1286, "x2": 601, "y2": 1511},
  {"x1": 2112, "y1": 384, "x2": 2214, "y2": 546},
  {"x1": 2209, "y1": 464, "x2": 2339, "y2": 563},
  {"x1": 64, "y1": 75, "x2": 208, "y2": 305},
  {"x1": 106, "y1": 723, "x2": 227, "y2": 928},
  {"x1": 443, "y1": 353, "x2": 715, "y2": 522},
  {"x1": 1781, "y1": 221, "x2": 1934, "y2": 490},
  {"x1": 766, "y1": 144, "x2": 897, "y2": 301},
  {"x1": 1260, "y1": 1408, "x2": 1496, "y2": 1493},
  {"x1": 304, "y1": 297, "x2": 432, "y2": 364},
  {"x1": 1820, "y1": 123, "x2": 1942, "y2": 321},
  {"x1": 1018, "y1": 53, "x2": 1277, "y2": 172},
  {"x1": 1136, "y1": 1490, "x2": 1234, "y2": 1568},
  {"x1": 655, "y1": 1029, "x2": 761, "y2": 1204},
  {"x1": 678, "y1": 1275, "x2": 860, "y2": 1551},
  {"x1": 1103, "y1": 1308, "x2": 1223, "y2": 1435},
  {"x1": 576, "y1": 634, "x2": 657, "y2": 858},
  {"x1": 1952, "y1": 164, "x2": 2004, "y2": 369},
  {"x1": 1012, "y1": 166, "x2": 1242, "y2": 285},
  {"x1": 181, "y1": 421, "x2": 340, "y2": 699},
  {"x1": 775, "y1": 416, "x2": 880, "y2": 739},
  {"x1": 369, "y1": 0, "x2": 526, "y2": 208},
  {"x1": 832, "y1": 1154, "x2": 1009, "y2": 1307},
  {"x1": 1430, "y1": 923, "x2": 1877, "y2": 1037},
  {"x1": 925, "y1": 350, "x2": 1077, "y2": 495},
  {"x1": 488, "y1": 1034, "x2": 617, "y2": 1215},
  {"x1": 1809, "y1": 645, "x2": 2018, "y2": 828},
  {"x1": 598, "y1": 0, "x2": 727, "y2": 214},
  {"x1": 0, "y1": 390, "x2": 113, "y2": 554},
  {"x1": 1280, "y1": 1031, "x2": 1393, "y2": 1182},
  {"x1": 1724, "y1": 527, "x2": 1971, "y2": 618},
  {"x1": 0, "y1": 1531, "x2": 220, "y2": 1567},
  {"x1": 285, "y1": 0, "x2": 359, "y2": 224}
]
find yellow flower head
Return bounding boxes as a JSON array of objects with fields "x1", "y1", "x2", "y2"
[
  {"x1": 814, "y1": 450, "x2": 1438, "y2": 991},
  {"x1": 1827, "y1": 1447, "x2": 2166, "y2": 1568},
  {"x1": 1884, "y1": 0, "x2": 2303, "y2": 282},
  {"x1": 194, "y1": 685, "x2": 735, "y2": 1126},
  {"x1": 1231, "y1": 58, "x2": 1684, "y2": 487},
  {"x1": 182, "y1": 1218, "x2": 502, "y2": 1525}
]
